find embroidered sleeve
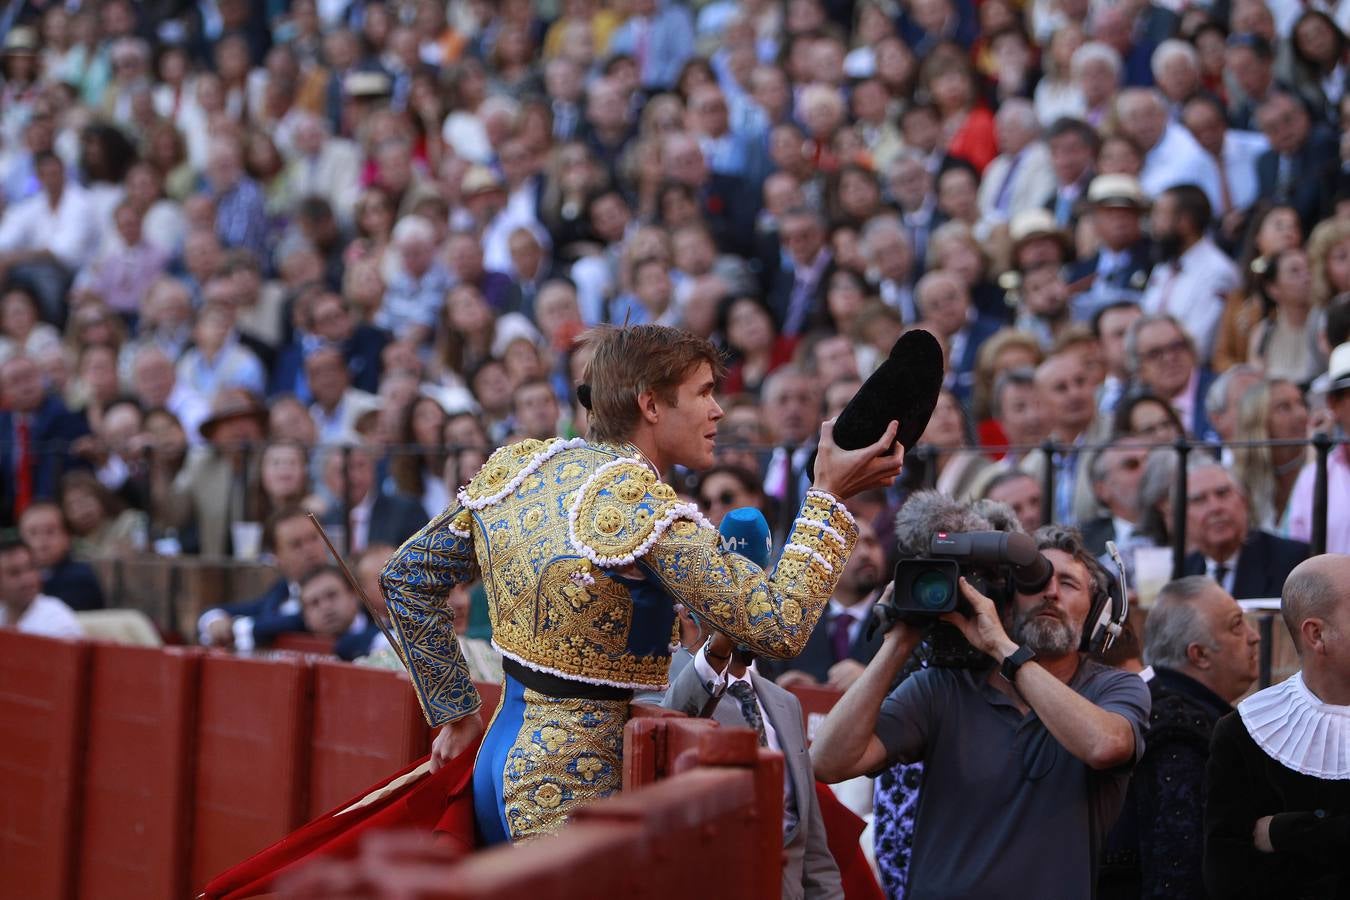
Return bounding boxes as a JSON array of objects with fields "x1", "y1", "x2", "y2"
[
  {"x1": 380, "y1": 501, "x2": 482, "y2": 727},
  {"x1": 645, "y1": 488, "x2": 857, "y2": 659}
]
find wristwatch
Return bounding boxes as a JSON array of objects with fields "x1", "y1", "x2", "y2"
[{"x1": 1000, "y1": 645, "x2": 1037, "y2": 682}]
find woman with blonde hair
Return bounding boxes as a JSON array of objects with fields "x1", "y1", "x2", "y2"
[
  {"x1": 1306, "y1": 215, "x2": 1350, "y2": 306},
  {"x1": 971, "y1": 328, "x2": 1043, "y2": 424},
  {"x1": 926, "y1": 220, "x2": 1006, "y2": 321},
  {"x1": 1231, "y1": 378, "x2": 1311, "y2": 531}
]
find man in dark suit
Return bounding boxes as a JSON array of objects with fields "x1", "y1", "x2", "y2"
[
  {"x1": 270, "y1": 289, "x2": 389, "y2": 399},
  {"x1": 18, "y1": 501, "x2": 104, "y2": 611},
  {"x1": 1064, "y1": 174, "x2": 1154, "y2": 316},
  {"x1": 761, "y1": 520, "x2": 887, "y2": 689},
  {"x1": 764, "y1": 207, "x2": 837, "y2": 338},
  {"x1": 1080, "y1": 437, "x2": 1151, "y2": 557},
  {"x1": 299, "y1": 565, "x2": 388, "y2": 661},
  {"x1": 501, "y1": 226, "x2": 561, "y2": 322},
  {"x1": 320, "y1": 441, "x2": 428, "y2": 556},
  {"x1": 1044, "y1": 117, "x2": 1099, "y2": 230},
  {"x1": 0, "y1": 355, "x2": 90, "y2": 527},
  {"x1": 1100, "y1": 576, "x2": 1260, "y2": 898},
  {"x1": 197, "y1": 505, "x2": 332, "y2": 650},
  {"x1": 1181, "y1": 463, "x2": 1309, "y2": 599},
  {"x1": 663, "y1": 633, "x2": 842, "y2": 899},
  {"x1": 915, "y1": 269, "x2": 1002, "y2": 404},
  {"x1": 1255, "y1": 91, "x2": 1339, "y2": 232},
  {"x1": 663, "y1": 131, "x2": 759, "y2": 259}
]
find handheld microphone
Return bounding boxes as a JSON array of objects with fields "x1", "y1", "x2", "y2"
[
  {"x1": 717, "y1": 507, "x2": 772, "y2": 569},
  {"x1": 712, "y1": 507, "x2": 772, "y2": 669}
]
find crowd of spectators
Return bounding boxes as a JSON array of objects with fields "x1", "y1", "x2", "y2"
[{"x1": 0, "y1": 0, "x2": 1349, "y2": 655}]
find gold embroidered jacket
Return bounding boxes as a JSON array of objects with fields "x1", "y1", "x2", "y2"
[{"x1": 380, "y1": 437, "x2": 859, "y2": 727}]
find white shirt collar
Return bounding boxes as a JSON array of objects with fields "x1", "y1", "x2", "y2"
[
  {"x1": 1111, "y1": 516, "x2": 1135, "y2": 544},
  {"x1": 829, "y1": 591, "x2": 879, "y2": 620}
]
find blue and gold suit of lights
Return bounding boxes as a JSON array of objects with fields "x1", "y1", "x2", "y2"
[{"x1": 379, "y1": 437, "x2": 858, "y2": 843}]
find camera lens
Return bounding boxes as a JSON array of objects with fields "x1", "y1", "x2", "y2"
[{"x1": 913, "y1": 568, "x2": 954, "y2": 611}]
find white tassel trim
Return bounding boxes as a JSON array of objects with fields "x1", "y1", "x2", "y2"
[
  {"x1": 493, "y1": 642, "x2": 669, "y2": 692},
  {"x1": 566, "y1": 458, "x2": 713, "y2": 567},
  {"x1": 446, "y1": 523, "x2": 472, "y2": 540},
  {"x1": 806, "y1": 489, "x2": 856, "y2": 528},
  {"x1": 794, "y1": 517, "x2": 846, "y2": 549},
  {"x1": 456, "y1": 437, "x2": 588, "y2": 511},
  {"x1": 783, "y1": 542, "x2": 836, "y2": 574}
]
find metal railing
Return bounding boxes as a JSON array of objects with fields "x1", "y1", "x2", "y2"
[
  {"x1": 8, "y1": 432, "x2": 1346, "y2": 568},
  {"x1": 997, "y1": 433, "x2": 1344, "y2": 572}
]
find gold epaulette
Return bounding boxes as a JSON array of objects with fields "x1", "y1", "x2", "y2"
[{"x1": 567, "y1": 458, "x2": 712, "y2": 567}]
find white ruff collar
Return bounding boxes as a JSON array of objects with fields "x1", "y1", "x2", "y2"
[{"x1": 1238, "y1": 672, "x2": 1350, "y2": 780}]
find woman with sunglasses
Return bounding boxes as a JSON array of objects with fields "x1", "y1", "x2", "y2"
[{"x1": 695, "y1": 463, "x2": 769, "y2": 528}]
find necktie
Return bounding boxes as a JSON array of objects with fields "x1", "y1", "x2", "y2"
[
  {"x1": 993, "y1": 153, "x2": 1022, "y2": 215},
  {"x1": 1217, "y1": 155, "x2": 1233, "y2": 215},
  {"x1": 14, "y1": 416, "x2": 31, "y2": 517},
  {"x1": 1214, "y1": 563, "x2": 1230, "y2": 587},
  {"x1": 1277, "y1": 157, "x2": 1294, "y2": 199},
  {"x1": 1055, "y1": 191, "x2": 1074, "y2": 226},
  {"x1": 830, "y1": 611, "x2": 855, "y2": 662},
  {"x1": 726, "y1": 680, "x2": 767, "y2": 747},
  {"x1": 785, "y1": 271, "x2": 813, "y2": 336}
]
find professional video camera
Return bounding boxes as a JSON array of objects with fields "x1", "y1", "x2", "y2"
[{"x1": 869, "y1": 530, "x2": 1055, "y2": 666}]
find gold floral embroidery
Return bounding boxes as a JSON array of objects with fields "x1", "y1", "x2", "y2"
[
  {"x1": 539, "y1": 725, "x2": 568, "y2": 752},
  {"x1": 534, "y1": 783, "x2": 562, "y2": 808},
  {"x1": 594, "y1": 507, "x2": 624, "y2": 535},
  {"x1": 503, "y1": 690, "x2": 626, "y2": 841}
]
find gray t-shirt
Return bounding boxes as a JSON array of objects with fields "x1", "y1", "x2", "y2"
[{"x1": 874, "y1": 659, "x2": 1150, "y2": 900}]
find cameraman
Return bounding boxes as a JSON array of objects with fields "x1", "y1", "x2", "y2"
[{"x1": 812, "y1": 526, "x2": 1151, "y2": 900}]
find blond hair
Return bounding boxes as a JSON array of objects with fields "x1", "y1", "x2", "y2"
[
  {"x1": 580, "y1": 325, "x2": 725, "y2": 443},
  {"x1": 1306, "y1": 217, "x2": 1350, "y2": 305}
]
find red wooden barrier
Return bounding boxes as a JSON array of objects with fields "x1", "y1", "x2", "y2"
[
  {"x1": 191, "y1": 653, "x2": 314, "y2": 891},
  {"x1": 623, "y1": 714, "x2": 721, "y2": 789},
  {"x1": 272, "y1": 634, "x2": 338, "y2": 656},
  {"x1": 308, "y1": 662, "x2": 430, "y2": 818},
  {"x1": 77, "y1": 644, "x2": 200, "y2": 900},
  {"x1": 277, "y1": 717, "x2": 785, "y2": 900},
  {"x1": 0, "y1": 633, "x2": 90, "y2": 900}
]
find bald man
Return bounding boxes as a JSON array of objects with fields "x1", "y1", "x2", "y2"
[{"x1": 1204, "y1": 554, "x2": 1350, "y2": 898}]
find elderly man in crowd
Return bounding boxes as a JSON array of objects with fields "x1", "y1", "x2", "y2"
[
  {"x1": 1181, "y1": 462, "x2": 1309, "y2": 599},
  {"x1": 1101, "y1": 576, "x2": 1259, "y2": 899}
]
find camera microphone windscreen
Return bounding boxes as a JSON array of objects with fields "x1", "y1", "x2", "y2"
[
  {"x1": 718, "y1": 507, "x2": 773, "y2": 570},
  {"x1": 831, "y1": 329, "x2": 945, "y2": 452}
]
